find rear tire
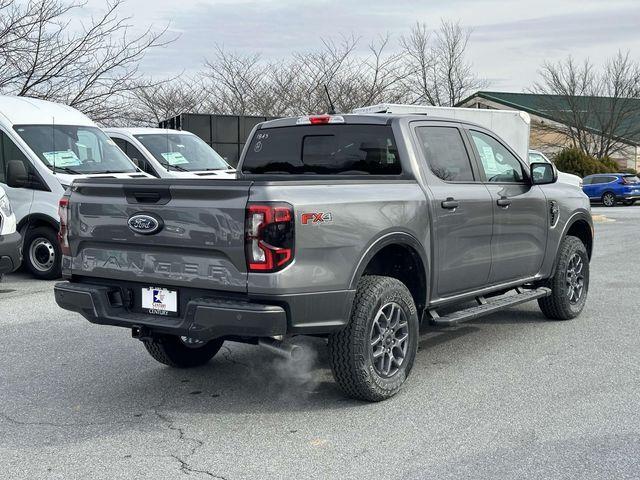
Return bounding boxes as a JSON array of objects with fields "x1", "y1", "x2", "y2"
[
  {"x1": 23, "y1": 226, "x2": 61, "y2": 280},
  {"x1": 143, "y1": 335, "x2": 224, "y2": 368},
  {"x1": 328, "y1": 275, "x2": 419, "y2": 402},
  {"x1": 538, "y1": 235, "x2": 589, "y2": 320},
  {"x1": 602, "y1": 192, "x2": 616, "y2": 207}
]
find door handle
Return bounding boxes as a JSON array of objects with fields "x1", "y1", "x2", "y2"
[
  {"x1": 441, "y1": 198, "x2": 459, "y2": 210},
  {"x1": 497, "y1": 196, "x2": 512, "y2": 208}
]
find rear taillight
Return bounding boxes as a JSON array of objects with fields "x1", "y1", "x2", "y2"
[
  {"x1": 58, "y1": 197, "x2": 70, "y2": 255},
  {"x1": 245, "y1": 203, "x2": 294, "y2": 272}
]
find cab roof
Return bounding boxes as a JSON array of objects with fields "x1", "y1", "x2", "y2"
[
  {"x1": 258, "y1": 113, "x2": 486, "y2": 130},
  {"x1": 104, "y1": 127, "x2": 190, "y2": 136},
  {"x1": 0, "y1": 95, "x2": 95, "y2": 127}
]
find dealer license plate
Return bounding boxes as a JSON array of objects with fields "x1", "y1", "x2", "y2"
[{"x1": 142, "y1": 287, "x2": 178, "y2": 315}]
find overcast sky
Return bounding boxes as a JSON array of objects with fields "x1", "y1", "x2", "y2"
[{"x1": 83, "y1": 0, "x2": 640, "y2": 92}]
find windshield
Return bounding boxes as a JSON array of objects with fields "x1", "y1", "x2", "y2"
[
  {"x1": 623, "y1": 175, "x2": 640, "y2": 184},
  {"x1": 14, "y1": 125, "x2": 137, "y2": 174},
  {"x1": 135, "y1": 133, "x2": 230, "y2": 171}
]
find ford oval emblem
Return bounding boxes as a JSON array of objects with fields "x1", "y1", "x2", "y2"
[{"x1": 128, "y1": 213, "x2": 163, "y2": 235}]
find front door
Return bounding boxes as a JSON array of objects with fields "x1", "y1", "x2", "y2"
[
  {"x1": 0, "y1": 130, "x2": 38, "y2": 226},
  {"x1": 413, "y1": 123, "x2": 493, "y2": 298},
  {"x1": 467, "y1": 129, "x2": 548, "y2": 284}
]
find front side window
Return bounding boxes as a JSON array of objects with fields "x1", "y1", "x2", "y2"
[
  {"x1": 470, "y1": 130, "x2": 525, "y2": 183},
  {"x1": 0, "y1": 131, "x2": 33, "y2": 184},
  {"x1": 14, "y1": 125, "x2": 136, "y2": 174},
  {"x1": 243, "y1": 125, "x2": 401, "y2": 175},
  {"x1": 416, "y1": 126, "x2": 474, "y2": 182},
  {"x1": 528, "y1": 152, "x2": 550, "y2": 164},
  {"x1": 135, "y1": 133, "x2": 229, "y2": 172}
]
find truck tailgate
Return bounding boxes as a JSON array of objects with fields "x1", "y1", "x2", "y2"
[{"x1": 66, "y1": 179, "x2": 251, "y2": 292}]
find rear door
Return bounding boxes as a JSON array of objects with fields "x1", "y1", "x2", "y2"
[
  {"x1": 412, "y1": 122, "x2": 493, "y2": 298},
  {"x1": 68, "y1": 179, "x2": 250, "y2": 291},
  {"x1": 467, "y1": 129, "x2": 548, "y2": 284}
]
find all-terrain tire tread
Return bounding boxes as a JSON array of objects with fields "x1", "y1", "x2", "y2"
[
  {"x1": 538, "y1": 235, "x2": 588, "y2": 320},
  {"x1": 328, "y1": 275, "x2": 417, "y2": 402},
  {"x1": 143, "y1": 336, "x2": 224, "y2": 368}
]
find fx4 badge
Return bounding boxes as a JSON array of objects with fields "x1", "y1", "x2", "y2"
[{"x1": 301, "y1": 212, "x2": 332, "y2": 225}]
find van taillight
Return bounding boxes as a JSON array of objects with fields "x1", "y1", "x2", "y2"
[
  {"x1": 245, "y1": 203, "x2": 294, "y2": 272},
  {"x1": 58, "y1": 197, "x2": 70, "y2": 255}
]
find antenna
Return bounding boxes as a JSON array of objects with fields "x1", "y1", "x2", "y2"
[
  {"x1": 324, "y1": 84, "x2": 336, "y2": 115},
  {"x1": 52, "y1": 116, "x2": 56, "y2": 175}
]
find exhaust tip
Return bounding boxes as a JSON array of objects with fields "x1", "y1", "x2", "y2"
[{"x1": 258, "y1": 338, "x2": 304, "y2": 360}]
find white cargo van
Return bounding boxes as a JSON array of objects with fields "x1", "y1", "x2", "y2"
[
  {"x1": 353, "y1": 103, "x2": 532, "y2": 161},
  {"x1": 104, "y1": 127, "x2": 236, "y2": 178},
  {"x1": 0, "y1": 95, "x2": 148, "y2": 279},
  {"x1": 354, "y1": 104, "x2": 581, "y2": 187}
]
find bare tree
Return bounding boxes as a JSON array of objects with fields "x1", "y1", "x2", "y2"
[
  {"x1": 0, "y1": 0, "x2": 173, "y2": 123},
  {"x1": 532, "y1": 51, "x2": 640, "y2": 158},
  {"x1": 141, "y1": 20, "x2": 485, "y2": 122},
  {"x1": 401, "y1": 20, "x2": 486, "y2": 106},
  {"x1": 123, "y1": 76, "x2": 208, "y2": 126}
]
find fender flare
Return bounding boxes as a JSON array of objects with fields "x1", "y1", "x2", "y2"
[
  {"x1": 348, "y1": 231, "x2": 429, "y2": 291},
  {"x1": 17, "y1": 213, "x2": 59, "y2": 235},
  {"x1": 549, "y1": 210, "x2": 593, "y2": 275}
]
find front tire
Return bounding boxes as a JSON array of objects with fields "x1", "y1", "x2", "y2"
[
  {"x1": 23, "y1": 226, "x2": 61, "y2": 280},
  {"x1": 328, "y1": 275, "x2": 419, "y2": 402},
  {"x1": 143, "y1": 335, "x2": 224, "y2": 368},
  {"x1": 538, "y1": 235, "x2": 589, "y2": 320},
  {"x1": 602, "y1": 192, "x2": 616, "y2": 207}
]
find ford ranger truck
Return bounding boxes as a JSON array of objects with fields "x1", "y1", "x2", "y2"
[{"x1": 54, "y1": 113, "x2": 593, "y2": 402}]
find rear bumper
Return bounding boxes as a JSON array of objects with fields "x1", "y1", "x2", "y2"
[
  {"x1": 619, "y1": 194, "x2": 640, "y2": 200},
  {"x1": 0, "y1": 232, "x2": 22, "y2": 275},
  {"x1": 55, "y1": 281, "x2": 287, "y2": 341}
]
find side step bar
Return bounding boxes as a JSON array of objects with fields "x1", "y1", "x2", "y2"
[{"x1": 427, "y1": 287, "x2": 551, "y2": 325}]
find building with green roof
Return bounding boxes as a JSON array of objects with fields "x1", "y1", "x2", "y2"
[{"x1": 457, "y1": 91, "x2": 640, "y2": 171}]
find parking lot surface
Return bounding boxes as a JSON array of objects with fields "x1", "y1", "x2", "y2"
[{"x1": 1, "y1": 206, "x2": 639, "y2": 479}]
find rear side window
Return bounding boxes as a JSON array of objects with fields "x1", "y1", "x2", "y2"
[
  {"x1": 242, "y1": 125, "x2": 401, "y2": 175},
  {"x1": 416, "y1": 126, "x2": 474, "y2": 182}
]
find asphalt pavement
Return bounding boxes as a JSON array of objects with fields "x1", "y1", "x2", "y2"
[{"x1": 0, "y1": 206, "x2": 639, "y2": 479}]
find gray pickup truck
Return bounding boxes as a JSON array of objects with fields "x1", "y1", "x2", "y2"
[{"x1": 54, "y1": 113, "x2": 593, "y2": 401}]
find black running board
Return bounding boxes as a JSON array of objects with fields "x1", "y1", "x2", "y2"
[{"x1": 427, "y1": 287, "x2": 551, "y2": 325}]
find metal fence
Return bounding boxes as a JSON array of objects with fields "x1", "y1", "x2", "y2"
[{"x1": 159, "y1": 113, "x2": 278, "y2": 166}]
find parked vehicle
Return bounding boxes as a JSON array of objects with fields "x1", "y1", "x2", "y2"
[
  {"x1": 353, "y1": 103, "x2": 532, "y2": 161},
  {"x1": 54, "y1": 112, "x2": 593, "y2": 402},
  {"x1": 582, "y1": 173, "x2": 640, "y2": 206},
  {"x1": 0, "y1": 185, "x2": 21, "y2": 281},
  {"x1": 0, "y1": 95, "x2": 149, "y2": 279},
  {"x1": 528, "y1": 150, "x2": 582, "y2": 187},
  {"x1": 105, "y1": 128, "x2": 236, "y2": 179}
]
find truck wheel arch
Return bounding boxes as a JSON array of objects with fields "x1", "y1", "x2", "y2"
[
  {"x1": 349, "y1": 232, "x2": 428, "y2": 311},
  {"x1": 547, "y1": 213, "x2": 593, "y2": 278},
  {"x1": 18, "y1": 214, "x2": 60, "y2": 236},
  {"x1": 565, "y1": 217, "x2": 593, "y2": 260}
]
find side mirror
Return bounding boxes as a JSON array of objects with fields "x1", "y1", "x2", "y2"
[
  {"x1": 130, "y1": 157, "x2": 140, "y2": 168},
  {"x1": 530, "y1": 162, "x2": 557, "y2": 185},
  {"x1": 6, "y1": 160, "x2": 29, "y2": 188}
]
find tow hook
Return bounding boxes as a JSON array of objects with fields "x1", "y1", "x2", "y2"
[
  {"x1": 131, "y1": 325, "x2": 153, "y2": 341},
  {"x1": 258, "y1": 337, "x2": 303, "y2": 360}
]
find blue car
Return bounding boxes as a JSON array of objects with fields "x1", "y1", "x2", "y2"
[{"x1": 582, "y1": 173, "x2": 640, "y2": 207}]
